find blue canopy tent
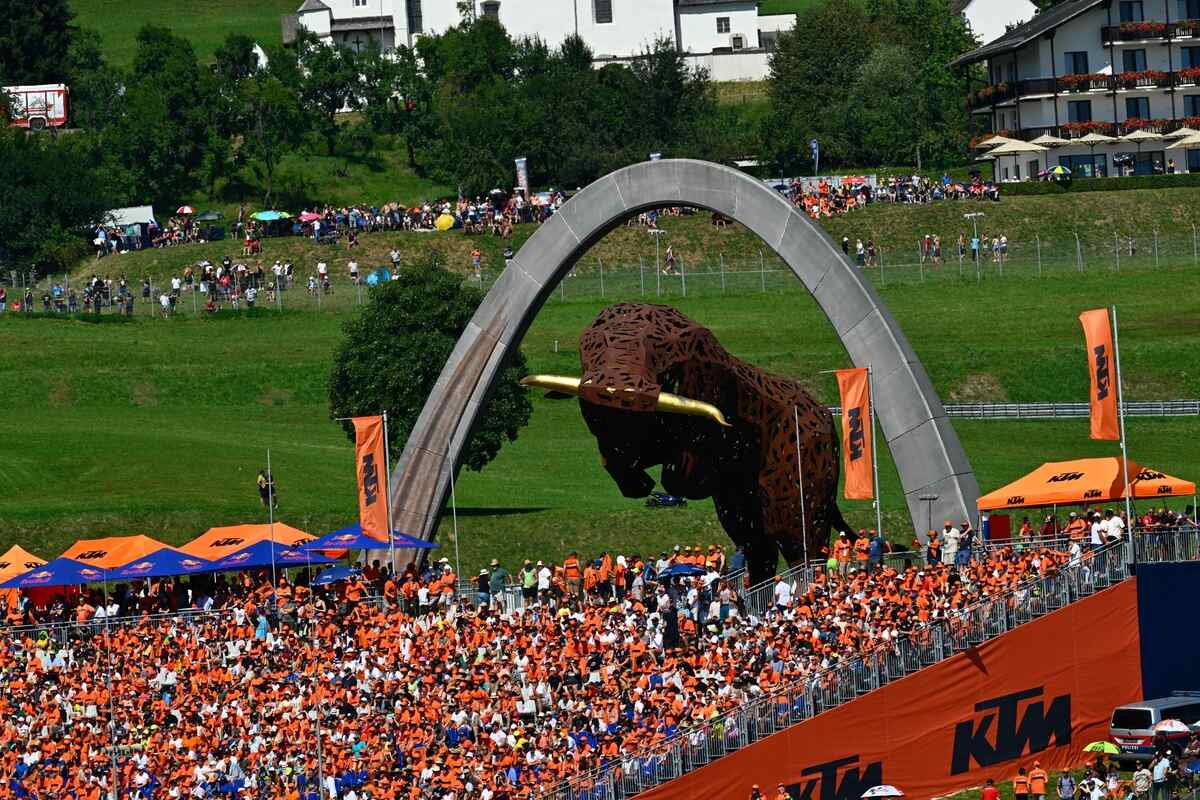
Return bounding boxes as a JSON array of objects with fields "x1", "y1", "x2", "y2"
[
  {"x1": 210, "y1": 540, "x2": 335, "y2": 573},
  {"x1": 304, "y1": 523, "x2": 439, "y2": 552},
  {"x1": 111, "y1": 548, "x2": 216, "y2": 580},
  {"x1": 656, "y1": 563, "x2": 706, "y2": 579},
  {"x1": 313, "y1": 565, "x2": 361, "y2": 586},
  {"x1": 0, "y1": 557, "x2": 109, "y2": 589}
]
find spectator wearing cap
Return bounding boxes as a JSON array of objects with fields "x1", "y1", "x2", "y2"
[
  {"x1": 868, "y1": 528, "x2": 886, "y2": 570},
  {"x1": 1066, "y1": 511, "x2": 1088, "y2": 543},
  {"x1": 487, "y1": 558, "x2": 509, "y2": 609},
  {"x1": 941, "y1": 521, "x2": 961, "y2": 566},
  {"x1": 834, "y1": 532, "x2": 852, "y2": 576},
  {"x1": 749, "y1": 784, "x2": 764, "y2": 800},
  {"x1": 519, "y1": 559, "x2": 537, "y2": 603},
  {"x1": 957, "y1": 520, "x2": 975, "y2": 566},
  {"x1": 475, "y1": 568, "x2": 490, "y2": 606},
  {"x1": 853, "y1": 530, "x2": 870, "y2": 569}
]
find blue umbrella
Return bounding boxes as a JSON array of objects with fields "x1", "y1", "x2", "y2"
[
  {"x1": 251, "y1": 210, "x2": 283, "y2": 221},
  {"x1": 1, "y1": 557, "x2": 109, "y2": 588},
  {"x1": 313, "y1": 565, "x2": 361, "y2": 586},
  {"x1": 211, "y1": 540, "x2": 335, "y2": 573},
  {"x1": 112, "y1": 548, "x2": 216, "y2": 580},
  {"x1": 657, "y1": 563, "x2": 706, "y2": 579},
  {"x1": 305, "y1": 523, "x2": 438, "y2": 551},
  {"x1": 365, "y1": 268, "x2": 391, "y2": 286}
]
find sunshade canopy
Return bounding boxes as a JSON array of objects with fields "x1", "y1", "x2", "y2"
[
  {"x1": 313, "y1": 565, "x2": 361, "y2": 586},
  {"x1": 180, "y1": 523, "x2": 313, "y2": 560},
  {"x1": 305, "y1": 523, "x2": 438, "y2": 551},
  {"x1": 61, "y1": 535, "x2": 169, "y2": 569},
  {"x1": 975, "y1": 134, "x2": 1020, "y2": 150},
  {"x1": 0, "y1": 545, "x2": 45, "y2": 577},
  {"x1": 111, "y1": 548, "x2": 216, "y2": 580},
  {"x1": 977, "y1": 457, "x2": 1195, "y2": 511},
  {"x1": 0, "y1": 558, "x2": 108, "y2": 589},
  {"x1": 210, "y1": 540, "x2": 334, "y2": 572},
  {"x1": 1076, "y1": 132, "x2": 1118, "y2": 144}
]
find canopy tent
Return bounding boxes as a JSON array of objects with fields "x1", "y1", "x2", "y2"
[
  {"x1": 111, "y1": 548, "x2": 216, "y2": 580},
  {"x1": 0, "y1": 545, "x2": 47, "y2": 607},
  {"x1": 977, "y1": 457, "x2": 1195, "y2": 511},
  {"x1": 0, "y1": 558, "x2": 108, "y2": 589},
  {"x1": 105, "y1": 205, "x2": 156, "y2": 226},
  {"x1": 312, "y1": 565, "x2": 361, "y2": 586},
  {"x1": 180, "y1": 523, "x2": 313, "y2": 560},
  {"x1": 61, "y1": 535, "x2": 169, "y2": 569},
  {"x1": 304, "y1": 523, "x2": 438, "y2": 552},
  {"x1": 209, "y1": 540, "x2": 334, "y2": 573}
]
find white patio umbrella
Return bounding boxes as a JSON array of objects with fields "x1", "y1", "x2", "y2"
[
  {"x1": 1166, "y1": 133, "x2": 1200, "y2": 149},
  {"x1": 975, "y1": 134, "x2": 1021, "y2": 150},
  {"x1": 1074, "y1": 131, "x2": 1119, "y2": 175},
  {"x1": 1030, "y1": 133, "x2": 1070, "y2": 147},
  {"x1": 1122, "y1": 129, "x2": 1163, "y2": 173},
  {"x1": 986, "y1": 139, "x2": 1048, "y2": 180},
  {"x1": 1164, "y1": 126, "x2": 1200, "y2": 139},
  {"x1": 862, "y1": 786, "x2": 905, "y2": 798},
  {"x1": 1151, "y1": 718, "x2": 1191, "y2": 734}
]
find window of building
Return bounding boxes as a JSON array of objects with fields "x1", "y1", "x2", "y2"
[
  {"x1": 1122, "y1": 49, "x2": 1148, "y2": 72},
  {"x1": 732, "y1": 34, "x2": 745, "y2": 49},
  {"x1": 1068, "y1": 100, "x2": 1093, "y2": 122},
  {"x1": 594, "y1": 0, "x2": 613, "y2": 24},
  {"x1": 1119, "y1": 1, "x2": 1145, "y2": 22},
  {"x1": 1188, "y1": 148, "x2": 1200, "y2": 173},
  {"x1": 1060, "y1": 153, "x2": 1108, "y2": 178},
  {"x1": 1185, "y1": 95, "x2": 1200, "y2": 115},
  {"x1": 1116, "y1": 150, "x2": 1165, "y2": 174},
  {"x1": 481, "y1": 1, "x2": 500, "y2": 19},
  {"x1": 1126, "y1": 96, "x2": 1151, "y2": 118},
  {"x1": 1180, "y1": 0, "x2": 1200, "y2": 20},
  {"x1": 406, "y1": 0, "x2": 423, "y2": 34},
  {"x1": 717, "y1": 17, "x2": 731, "y2": 33},
  {"x1": 1183, "y1": 47, "x2": 1200, "y2": 68},
  {"x1": 1064, "y1": 51, "x2": 1090, "y2": 74}
]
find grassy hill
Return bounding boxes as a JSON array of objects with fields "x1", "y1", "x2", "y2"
[
  {"x1": 70, "y1": 0, "x2": 297, "y2": 65},
  {"x1": 4, "y1": 251, "x2": 1198, "y2": 571}
]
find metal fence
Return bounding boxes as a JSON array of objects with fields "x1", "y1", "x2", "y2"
[
  {"x1": 544, "y1": 529, "x2": 1200, "y2": 800},
  {"x1": 10, "y1": 226, "x2": 1200, "y2": 320},
  {"x1": 825, "y1": 400, "x2": 1200, "y2": 419}
]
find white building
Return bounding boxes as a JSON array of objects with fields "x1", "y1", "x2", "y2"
[
  {"x1": 954, "y1": 0, "x2": 1200, "y2": 179},
  {"x1": 959, "y1": 0, "x2": 1040, "y2": 46},
  {"x1": 282, "y1": 0, "x2": 797, "y2": 81}
]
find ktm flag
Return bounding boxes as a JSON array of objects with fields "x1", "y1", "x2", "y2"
[
  {"x1": 1078, "y1": 309, "x2": 1119, "y2": 441},
  {"x1": 352, "y1": 416, "x2": 389, "y2": 537},
  {"x1": 836, "y1": 368, "x2": 874, "y2": 500}
]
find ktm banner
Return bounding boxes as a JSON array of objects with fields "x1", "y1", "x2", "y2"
[
  {"x1": 640, "y1": 580, "x2": 1142, "y2": 800},
  {"x1": 1079, "y1": 308, "x2": 1119, "y2": 441},
  {"x1": 352, "y1": 416, "x2": 389, "y2": 538},
  {"x1": 836, "y1": 369, "x2": 873, "y2": 500}
]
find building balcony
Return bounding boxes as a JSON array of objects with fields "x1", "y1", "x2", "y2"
[
  {"x1": 985, "y1": 116, "x2": 1200, "y2": 144},
  {"x1": 1102, "y1": 19, "x2": 1200, "y2": 45},
  {"x1": 1112, "y1": 70, "x2": 1173, "y2": 90},
  {"x1": 969, "y1": 69, "x2": 1200, "y2": 111}
]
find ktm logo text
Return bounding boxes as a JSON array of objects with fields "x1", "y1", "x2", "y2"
[
  {"x1": 361, "y1": 453, "x2": 380, "y2": 506},
  {"x1": 785, "y1": 755, "x2": 882, "y2": 800},
  {"x1": 950, "y1": 687, "x2": 1071, "y2": 775},
  {"x1": 212, "y1": 538, "x2": 244, "y2": 547},
  {"x1": 74, "y1": 550, "x2": 108, "y2": 560},
  {"x1": 847, "y1": 408, "x2": 865, "y2": 462},
  {"x1": 1046, "y1": 472, "x2": 1084, "y2": 483},
  {"x1": 1093, "y1": 345, "x2": 1110, "y2": 401}
]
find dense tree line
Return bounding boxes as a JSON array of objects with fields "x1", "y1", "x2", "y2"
[{"x1": 0, "y1": 0, "x2": 980, "y2": 275}]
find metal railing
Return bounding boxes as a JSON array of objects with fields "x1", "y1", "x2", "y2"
[
  {"x1": 823, "y1": 400, "x2": 1200, "y2": 419},
  {"x1": 544, "y1": 531, "x2": 1200, "y2": 800}
]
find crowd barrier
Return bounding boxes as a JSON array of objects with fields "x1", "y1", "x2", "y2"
[{"x1": 546, "y1": 528, "x2": 1200, "y2": 800}]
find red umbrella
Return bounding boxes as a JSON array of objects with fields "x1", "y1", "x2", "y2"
[
  {"x1": 177, "y1": 205, "x2": 195, "y2": 215},
  {"x1": 299, "y1": 212, "x2": 321, "y2": 222}
]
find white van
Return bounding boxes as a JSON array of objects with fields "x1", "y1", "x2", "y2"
[{"x1": 1110, "y1": 693, "x2": 1200, "y2": 763}]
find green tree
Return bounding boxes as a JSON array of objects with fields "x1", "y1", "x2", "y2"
[
  {"x1": 0, "y1": 129, "x2": 113, "y2": 276},
  {"x1": 846, "y1": 45, "x2": 926, "y2": 165},
  {"x1": 296, "y1": 33, "x2": 362, "y2": 156},
  {"x1": 0, "y1": 0, "x2": 77, "y2": 84},
  {"x1": 328, "y1": 261, "x2": 532, "y2": 472},
  {"x1": 240, "y1": 71, "x2": 308, "y2": 208},
  {"x1": 359, "y1": 45, "x2": 437, "y2": 168}
]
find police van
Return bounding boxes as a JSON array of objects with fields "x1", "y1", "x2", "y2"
[{"x1": 1109, "y1": 692, "x2": 1200, "y2": 763}]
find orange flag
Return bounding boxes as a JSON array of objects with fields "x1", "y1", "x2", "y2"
[
  {"x1": 836, "y1": 368, "x2": 874, "y2": 500},
  {"x1": 352, "y1": 416, "x2": 389, "y2": 537},
  {"x1": 1078, "y1": 309, "x2": 1119, "y2": 441}
]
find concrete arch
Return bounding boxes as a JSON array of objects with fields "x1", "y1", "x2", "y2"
[{"x1": 389, "y1": 159, "x2": 979, "y2": 543}]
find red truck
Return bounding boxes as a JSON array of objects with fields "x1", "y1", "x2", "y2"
[{"x1": 3, "y1": 84, "x2": 69, "y2": 130}]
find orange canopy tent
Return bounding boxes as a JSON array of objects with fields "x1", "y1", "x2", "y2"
[
  {"x1": 977, "y1": 457, "x2": 1195, "y2": 511},
  {"x1": 179, "y1": 523, "x2": 313, "y2": 560},
  {"x1": 0, "y1": 545, "x2": 48, "y2": 608},
  {"x1": 60, "y1": 534, "x2": 169, "y2": 569}
]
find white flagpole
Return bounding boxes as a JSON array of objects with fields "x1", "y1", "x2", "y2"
[
  {"x1": 448, "y1": 446, "x2": 462, "y2": 584},
  {"x1": 793, "y1": 405, "x2": 809, "y2": 567},
  {"x1": 1112, "y1": 305, "x2": 1132, "y2": 526},
  {"x1": 868, "y1": 364, "x2": 883, "y2": 536},
  {"x1": 382, "y1": 411, "x2": 395, "y2": 575},
  {"x1": 267, "y1": 448, "x2": 277, "y2": 588}
]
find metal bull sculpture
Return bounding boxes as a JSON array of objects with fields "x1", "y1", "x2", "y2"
[{"x1": 521, "y1": 302, "x2": 850, "y2": 582}]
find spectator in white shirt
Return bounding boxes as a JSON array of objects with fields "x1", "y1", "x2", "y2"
[{"x1": 772, "y1": 576, "x2": 792, "y2": 608}]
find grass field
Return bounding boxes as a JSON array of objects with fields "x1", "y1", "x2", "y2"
[
  {"x1": 70, "y1": 0, "x2": 298, "y2": 66},
  {"x1": 758, "y1": 0, "x2": 818, "y2": 15},
  {"x1": 3, "y1": 260, "x2": 1197, "y2": 572}
]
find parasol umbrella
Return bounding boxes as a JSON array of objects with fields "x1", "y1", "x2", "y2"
[
  {"x1": 986, "y1": 139, "x2": 1048, "y2": 180},
  {"x1": 1030, "y1": 133, "x2": 1070, "y2": 147},
  {"x1": 657, "y1": 563, "x2": 706, "y2": 579},
  {"x1": 252, "y1": 210, "x2": 283, "y2": 221},
  {"x1": 366, "y1": 267, "x2": 391, "y2": 285},
  {"x1": 1082, "y1": 741, "x2": 1120, "y2": 754},
  {"x1": 1122, "y1": 127, "x2": 1162, "y2": 156},
  {"x1": 176, "y1": 205, "x2": 195, "y2": 215},
  {"x1": 1038, "y1": 165, "x2": 1072, "y2": 180},
  {"x1": 1075, "y1": 131, "x2": 1118, "y2": 175},
  {"x1": 312, "y1": 565, "x2": 361, "y2": 586},
  {"x1": 195, "y1": 210, "x2": 222, "y2": 222},
  {"x1": 435, "y1": 213, "x2": 456, "y2": 231},
  {"x1": 975, "y1": 134, "x2": 1020, "y2": 150},
  {"x1": 1165, "y1": 126, "x2": 1200, "y2": 139},
  {"x1": 861, "y1": 787, "x2": 904, "y2": 799},
  {"x1": 298, "y1": 212, "x2": 321, "y2": 222},
  {"x1": 1151, "y1": 718, "x2": 1192, "y2": 734},
  {"x1": 1166, "y1": 133, "x2": 1200, "y2": 149}
]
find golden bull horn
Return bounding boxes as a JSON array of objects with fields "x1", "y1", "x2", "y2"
[{"x1": 520, "y1": 375, "x2": 732, "y2": 427}]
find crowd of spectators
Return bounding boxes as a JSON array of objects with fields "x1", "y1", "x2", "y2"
[{"x1": 0, "y1": 532, "x2": 1087, "y2": 800}]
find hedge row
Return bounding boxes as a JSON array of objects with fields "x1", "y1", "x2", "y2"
[{"x1": 1002, "y1": 173, "x2": 1200, "y2": 196}]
